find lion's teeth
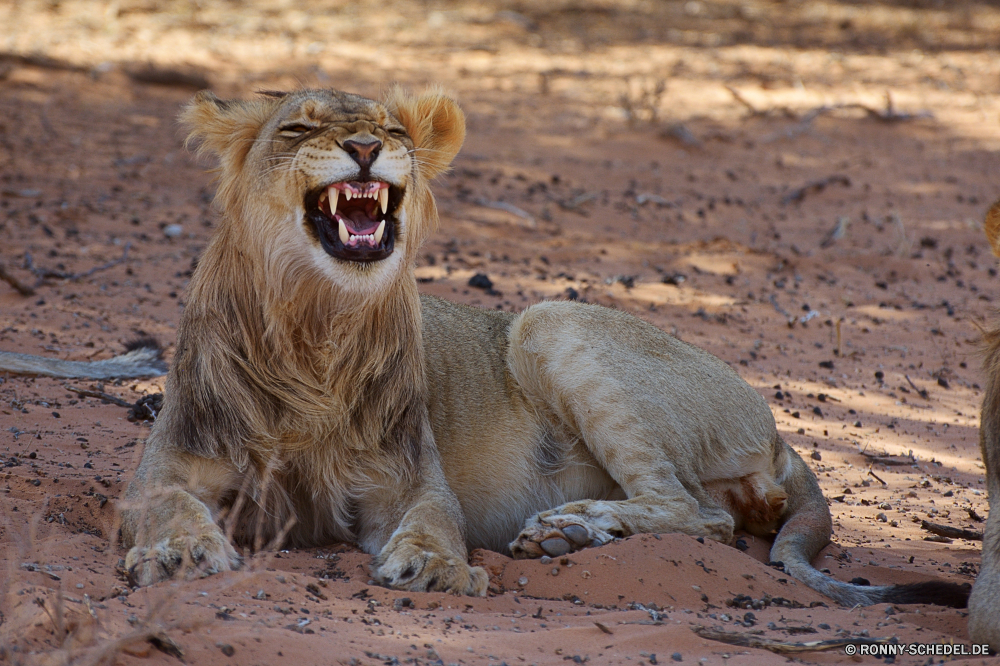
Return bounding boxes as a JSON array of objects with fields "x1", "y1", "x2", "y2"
[
  {"x1": 338, "y1": 219, "x2": 350, "y2": 245},
  {"x1": 374, "y1": 219, "x2": 385, "y2": 244},
  {"x1": 378, "y1": 187, "x2": 388, "y2": 214},
  {"x1": 345, "y1": 189, "x2": 353, "y2": 201},
  {"x1": 327, "y1": 186, "x2": 339, "y2": 214}
]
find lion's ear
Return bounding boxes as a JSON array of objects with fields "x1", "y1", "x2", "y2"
[
  {"x1": 385, "y1": 86, "x2": 466, "y2": 180},
  {"x1": 986, "y1": 200, "x2": 1000, "y2": 258},
  {"x1": 179, "y1": 91, "x2": 277, "y2": 172}
]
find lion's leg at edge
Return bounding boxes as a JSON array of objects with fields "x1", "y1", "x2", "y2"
[{"x1": 120, "y1": 449, "x2": 242, "y2": 587}]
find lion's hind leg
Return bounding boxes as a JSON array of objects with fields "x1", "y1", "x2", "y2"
[
  {"x1": 510, "y1": 493, "x2": 735, "y2": 559},
  {"x1": 506, "y1": 301, "x2": 778, "y2": 558}
]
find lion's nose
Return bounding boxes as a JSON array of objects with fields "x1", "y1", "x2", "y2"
[{"x1": 342, "y1": 139, "x2": 382, "y2": 170}]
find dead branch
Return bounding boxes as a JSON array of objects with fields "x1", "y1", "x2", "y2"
[
  {"x1": 25, "y1": 242, "x2": 131, "y2": 282},
  {"x1": 760, "y1": 91, "x2": 932, "y2": 144},
  {"x1": 861, "y1": 452, "x2": 915, "y2": 466},
  {"x1": 920, "y1": 520, "x2": 983, "y2": 541},
  {"x1": 725, "y1": 86, "x2": 796, "y2": 119},
  {"x1": 692, "y1": 626, "x2": 894, "y2": 654},
  {"x1": 968, "y1": 507, "x2": 985, "y2": 523},
  {"x1": 867, "y1": 467, "x2": 887, "y2": 486},
  {"x1": 726, "y1": 86, "x2": 763, "y2": 116},
  {"x1": 781, "y1": 175, "x2": 850, "y2": 205},
  {"x1": 904, "y1": 374, "x2": 929, "y2": 400},
  {"x1": 61, "y1": 383, "x2": 134, "y2": 408}
]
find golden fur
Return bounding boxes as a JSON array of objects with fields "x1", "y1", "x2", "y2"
[
  {"x1": 118, "y1": 87, "x2": 968, "y2": 608},
  {"x1": 970, "y1": 199, "x2": 1000, "y2": 648}
]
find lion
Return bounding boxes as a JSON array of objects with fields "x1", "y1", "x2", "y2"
[
  {"x1": 8, "y1": 87, "x2": 965, "y2": 606},
  {"x1": 970, "y1": 199, "x2": 1000, "y2": 648}
]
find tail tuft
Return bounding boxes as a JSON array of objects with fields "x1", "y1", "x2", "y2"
[
  {"x1": 123, "y1": 335, "x2": 162, "y2": 355},
  {"x1": 884, "y1": 581, "x2": 971, "y2": 608}
]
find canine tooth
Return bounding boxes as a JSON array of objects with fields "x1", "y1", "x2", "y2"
[
  {"x1": 329, "y1": 187, "x2": 339, "y2": 213},
  {"x1": 338, "y1": 219, "x2": 350, "y2": 245},
  {"x1": 374, "y1": 219, "x2": 385, "y2": 244},
  {"x1": 378, "y1": 187, "x2": 388, "y2": 214},
  {"x1": 319, "y1": 191, "x2": 327, "y2": 203}
]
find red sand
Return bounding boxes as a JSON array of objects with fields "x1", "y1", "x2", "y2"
[{"x1": 2, "y1": 1, "x2": 999, "y2": 664}]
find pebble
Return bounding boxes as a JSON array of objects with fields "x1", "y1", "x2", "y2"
[
  {"x1": 518, "y1": 576, "x2": 528, "y2": 586},
  {"x1": 163, "y1": 224, "x2": 183, "y2": 238}
]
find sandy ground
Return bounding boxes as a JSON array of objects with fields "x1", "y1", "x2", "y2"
[{"x1": 2, "y1": 1, "x2": 1000, "y2": 664}]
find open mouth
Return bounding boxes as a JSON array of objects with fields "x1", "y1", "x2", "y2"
[{"x1": 304, "y1": 180, "x2": 403, "y2": 263}]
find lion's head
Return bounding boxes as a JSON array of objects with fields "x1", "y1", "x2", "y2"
[{"x1": 180, "y1": 87, "x2": 465, "y2": 293}]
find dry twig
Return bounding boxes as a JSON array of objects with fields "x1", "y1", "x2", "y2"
[
  {"x1": 692, "y1": 626, "x2": 894, "y2": 654},
  {"x1": 61, "y1": 383, "x2": 134, "y2": 408},
  {"x1": 781, "y1": 175, "x2": 850, "y2": 205},
  {"x1": 25, "y1": 242, "x2": 131, "y2": 282},
  {"x1": 920, "y1": 520, "x2": 983, "y2": 541}
]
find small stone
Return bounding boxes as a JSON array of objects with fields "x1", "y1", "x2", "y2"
[
  {"x1": 876, "y1": 513, "x2": 888, "y2": 522},
  {"x1": 518, "y1": 576, "x2": 528, "y2": 586},
  {"x1": 539, "y1": 556, "x2": 552, "y2": 564},
  {"x1": 551, "y1": 567, "x2": 559, "y2": 576},
  {"x1": 810, "y1": 451, "x2": 821, "y2": 461},
  {"x1": 163, "y1": 224, "x2": 183, "y2": 238},
  {"x1": 672, "y1": 652, "x2": 683, "y2": 662},
  {"x1": 468, "y1": 273, "x2": 493, "y2": 290},
  {"x1": 218, "y1": 643, "x2": 235, "y2": 657}
]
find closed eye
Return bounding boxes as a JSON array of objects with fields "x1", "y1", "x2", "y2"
[{"x1": 278, "y1": 123, "x2": 314, "y2": 137}]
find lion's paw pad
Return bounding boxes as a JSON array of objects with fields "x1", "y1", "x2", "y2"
[{"x1": 509, "y1": 515, "x2": 615, "y2": 560}]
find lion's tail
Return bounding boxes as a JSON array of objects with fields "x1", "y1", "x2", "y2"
[
  {"x1": 0, "y1": 337, "x2": 166, "y2": 379},
  {"x1": 769, "y1": 438, "x2": 970, "y2": 609}
]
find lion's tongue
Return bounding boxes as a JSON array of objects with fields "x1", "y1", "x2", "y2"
[{"x1": 340, "y1": 210, "x2": 379, "y2": 236}]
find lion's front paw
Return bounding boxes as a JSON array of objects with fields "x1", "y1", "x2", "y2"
[
  {"x1": 509, "y1": 513, "x2": 615, "y2": 559},
  {"x1": 373, "y1": 538, "x2": 488, "y2": 596},
  {"x1": 125, "y1": 530, "x2": 241, "y2": 587},
  {"x1": 693, "y1": 507, "x2": 735, "y2": 544}
]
